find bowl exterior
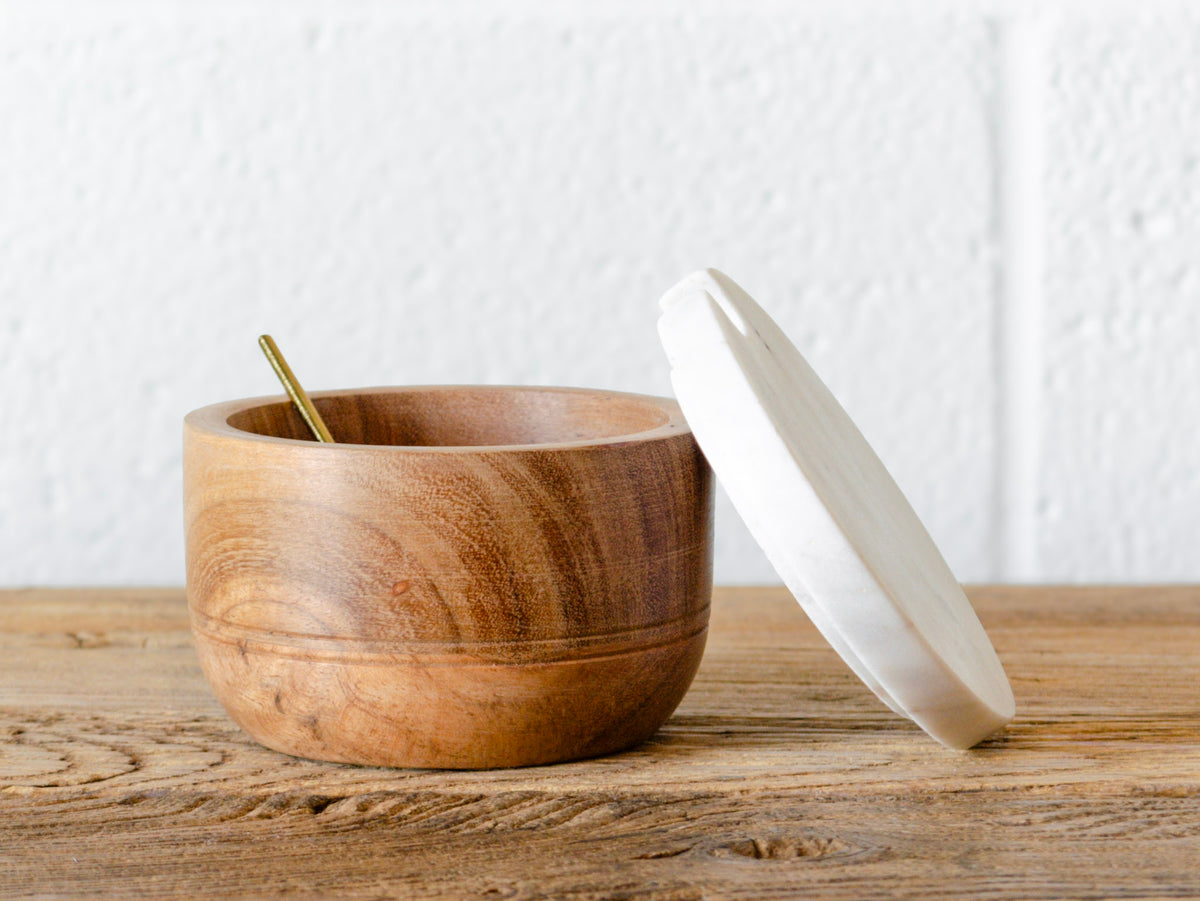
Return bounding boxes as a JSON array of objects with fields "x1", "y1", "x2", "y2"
[{"x1": 184, "y1": 388, "x2": 713, "y2": 768}]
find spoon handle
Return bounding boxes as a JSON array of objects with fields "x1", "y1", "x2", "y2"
[{"x1": 257, "y1": 334, "x2": 336, "y2": 443}]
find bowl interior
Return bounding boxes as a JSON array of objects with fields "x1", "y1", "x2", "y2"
[{"x1": 226, "y1": 386, "x2": 673, "y2": 448}]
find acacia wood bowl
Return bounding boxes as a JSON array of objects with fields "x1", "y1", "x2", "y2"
[{"x1": 184, "y1": 386, "x2": 713, "y2": 769}]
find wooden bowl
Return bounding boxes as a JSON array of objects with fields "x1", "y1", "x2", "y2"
[{"x1": 184, "y1": 386, "x2": 713, "y2": 769}]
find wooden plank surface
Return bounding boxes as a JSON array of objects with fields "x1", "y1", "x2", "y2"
[{"x1": 2, "y1": 586, "x2": 1199, "y2": 899}]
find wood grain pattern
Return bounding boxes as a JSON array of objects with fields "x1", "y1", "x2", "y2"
[
  {"x1": 184, "y1": 386, "x2": 713, "y2": 769},
  {"x1": 3, "y1": 585, "x2": 1200, "y2": 899}
]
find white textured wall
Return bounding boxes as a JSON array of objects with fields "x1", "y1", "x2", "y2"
[{"x1": 1, "y1": 2, "x2": 1197, "y2": 586}]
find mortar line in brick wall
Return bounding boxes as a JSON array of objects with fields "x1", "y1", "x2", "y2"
[{"x1": 994, "y1": 14, "x2": 1048, "y2": 582}]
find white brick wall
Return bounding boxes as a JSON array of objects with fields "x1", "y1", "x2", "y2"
[
  {"x1": 1042, "y1": 18, "x2": 1200, "y2": 580},
  {"x1": 1, "y1": 3, "x2": 1197, "y2": 586}
]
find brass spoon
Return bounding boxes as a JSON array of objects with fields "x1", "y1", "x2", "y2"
[{"x1": 258, "y1": 334, "x2": 335, "y2": 443}]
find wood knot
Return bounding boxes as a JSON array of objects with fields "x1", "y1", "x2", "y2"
[{"x1": 720, "y1": 835, "x2": 851, "y2": 861}]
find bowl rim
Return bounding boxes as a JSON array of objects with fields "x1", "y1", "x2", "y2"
[{"x1": 184, "y1": 384, "x2": 692, "y2": 454}]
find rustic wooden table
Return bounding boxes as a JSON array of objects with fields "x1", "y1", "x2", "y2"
[{"x1": 2, "y1": 586, "x2": 1199, "y2": 899}]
